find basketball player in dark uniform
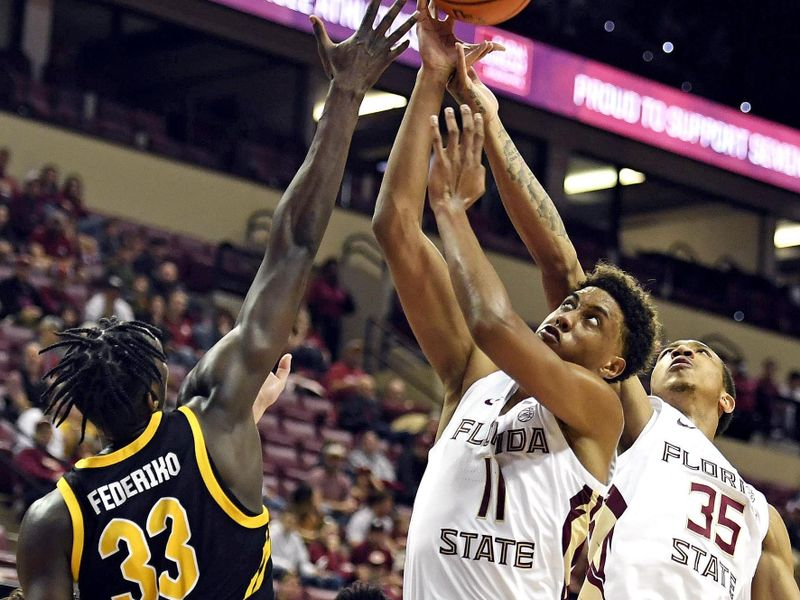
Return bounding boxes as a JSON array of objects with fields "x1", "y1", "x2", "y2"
[{"x1": 15, "y1": 3, "x2": 418, "y2": 598}]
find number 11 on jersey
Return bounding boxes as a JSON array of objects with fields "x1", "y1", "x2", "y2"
[{"x1": 477, "y1": 457, "x2": 506, "y2": 522}]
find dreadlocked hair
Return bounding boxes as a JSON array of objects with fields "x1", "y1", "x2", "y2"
[{"x1": 40, "y1": 317, "x2": 166, "y2": 442}]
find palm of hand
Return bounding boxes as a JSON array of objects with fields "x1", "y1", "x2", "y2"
[{"x1": 418, "y1": 13, "x2": 458, "y2": 73}]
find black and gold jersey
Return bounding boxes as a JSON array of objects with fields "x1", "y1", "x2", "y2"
[{"x1": 57, "y1": 406, "x2": 273, "y2": 600}]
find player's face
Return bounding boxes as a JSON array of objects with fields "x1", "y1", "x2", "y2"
[
  {"x1": 535, "y1": 287, "x2": 626, "y2": 380},
  {"x1": 650, "y1": 340, "x2": 734, "y2": 420}
]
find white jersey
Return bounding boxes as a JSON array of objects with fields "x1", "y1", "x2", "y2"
[
  {"x1": 404, "y1": 371, "x2": 608, "y2": 600},
  {"x1": 580, "y1": 397, "x2": 770, "y2": 600}
]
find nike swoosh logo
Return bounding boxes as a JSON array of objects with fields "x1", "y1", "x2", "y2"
[
  {"x1": 484, "y1": 398, "x2": 502, "y2": 406},
  {"x1": 677, "y1": 418, "x2": 697, "y2": 429}
]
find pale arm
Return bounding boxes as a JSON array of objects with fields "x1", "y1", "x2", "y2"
[
  {"x1": 428, "y1": 108, "x2": 622, "y2": 447},
  {"x1": 449, "y1": 48, "x2": 652, "y2": 446},
  {"x1": 372, "y1": 1, "x2": 495, "y2": 415}
]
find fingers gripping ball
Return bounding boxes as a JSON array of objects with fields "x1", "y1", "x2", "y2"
[{"x1": 433, "y1": 0, "x2": 531, "y2": 25}]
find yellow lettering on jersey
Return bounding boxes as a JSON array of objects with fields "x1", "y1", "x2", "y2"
[
  {"x1": 147, "y1": 497, "x2": 200, "y2": 599},
  {"x1": 99, "y1": 519, "x2": 158, "y2": 600},
  {"x1": 244, "y1": 530, "x2": 272, "y2": 598}
]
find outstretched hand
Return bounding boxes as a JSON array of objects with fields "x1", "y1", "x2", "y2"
[
  {"x1": 428, "y1": 105, "x2": 486, "y2": 210},
  {"x1": 310, "y1": 0, "x2": 419, "y2": 95},
  {"x1": 447, "y1": 42, "x2": 500, "y2": 123},
  {"x1": 252, "y1": 354, "x2": 292, "y2": 422},
  {"x1": 416, "y1": 0, "x2": 503, "y2": 79}
]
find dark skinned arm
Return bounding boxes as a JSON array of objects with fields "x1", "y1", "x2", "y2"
[
  {"x1": 177, "y1": 1, "x2": 418, "y2": 511},
  {"x1": 428, "y1": 106, "x2": 622, "y2": 470},
  {"x1": 448, "y1": 47, "x2": 652, "y2": 447},
  {"x1": 17, "y1": 491, "x2": 73, "y2": 600},
  {"x1": 751, "y1": 505, "x2": 800, "y2": 599}
]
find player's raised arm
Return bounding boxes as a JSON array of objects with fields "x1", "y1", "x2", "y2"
[
  {"x1": 448, "y1": 46, "x2": 654, "y2": 446},
  {"x1": 372, "y1": 0, "x2": 498, "y2": 410},
  {"x1": 180, "y1": 0, "x2": 418, "y2": 420},
  {"x1": 427, "y1": 106, "x2": 623, "y2": 455},
  {"x1": 751, "y1": 505, "x2": 800, "y2": 599},
  {"x1": 448, "y1": 44, "x2": 582, "y2": 309}
]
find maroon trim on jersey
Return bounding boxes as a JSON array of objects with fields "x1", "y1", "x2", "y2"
[
  {"x1": 478, "y1": 457, "x2": 492, "y2": 519},
  {"x1": 496, "y1": 467, "x2": 507, "y2": 521},
  {"x1": 584, "y1": 485, "x2": 629, "y2": 599},
  {"x1": 559, "y1": 485, "x2": 595, "y2": 600}
]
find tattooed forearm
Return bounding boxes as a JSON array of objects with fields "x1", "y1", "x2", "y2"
[{"x1": 498, "y1": 127, "x2": 567, "y2": 238}]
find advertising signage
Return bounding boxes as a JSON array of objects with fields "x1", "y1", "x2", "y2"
[{"x1": 211, "y1": 0, "x2": 800, "y2": 193}]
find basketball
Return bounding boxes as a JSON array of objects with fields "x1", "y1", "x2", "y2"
[{"x1": 434, "y1": 0, "x2": 531, "y2": 25}]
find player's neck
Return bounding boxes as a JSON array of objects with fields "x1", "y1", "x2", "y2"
[{"x1": 661, "y1": 393, "x2": 717, "y2": 440}]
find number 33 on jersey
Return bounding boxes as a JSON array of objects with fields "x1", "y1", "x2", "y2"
[{"x1": 56, "y1": 407, "x2": 274, "y2": 600}]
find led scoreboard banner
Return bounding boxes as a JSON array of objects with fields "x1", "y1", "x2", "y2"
[{"x1": 211, "y1": 0, "x2": 800, "y2": 194}]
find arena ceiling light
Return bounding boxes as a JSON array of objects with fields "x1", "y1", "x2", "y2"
[
  {"x1": 312, "y1": 90, "x2": 407, "y2": 121},
  {"x1": 564, "y1": 167, "x2": 646, "y2": 195},
  {"x1": 774, "y1": 221, "x2": 800, "y2": 248}
]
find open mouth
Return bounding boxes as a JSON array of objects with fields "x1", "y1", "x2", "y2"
[{"x1": 538, "y1": 324, "x2": 561, "y2": 344}]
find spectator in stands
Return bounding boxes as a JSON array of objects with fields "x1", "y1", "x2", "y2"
[
  {"x1": 127, "y1": 274, "x2": 153, "y2": 321},
  {"x1": 97, "y1": 218, "x2": 123, "y2": 257},
  {"x1": 84, "y1": 275, "x2": 134, "y2": 323},
  {"x1": 135, "y1": 239, "x2": 171, "y2": 280},
  {"x1": 2, "y1": 371, "x2": 31, "y2": 422},
  {"x1": 38, "y1": 163, "x2": 60, "y2": 199},
  {"x1": 38, "y1": 269, "x2": 71, "y2": 321},
  {"x1": 726, "y1": 359, "x2": 757, "y2": 440},
  {"x1": 274, "y1": 571, "x2": 305, "y2": 600},
  {"x1": 150, "y1": 259, "x2": 181, "y2": 297},
  {"x1": 15, "y1": 419, "x2": 66, "y2": 510},
  {"x1": 286, "y1": 483, "x2": 325, "y2": 542},
  {"x1": 379, "y1": 378, "x2": 423, "y2": 422},
  {"x1": 349, "y1": 431, "x2": 395, "y2": 484},
  {"x1": 193, "y1": 307, "x2": 235, "y2": 352},
  {"x1": 0, "y1": 203, "x2": 21, "y2": 249},
  {"x1": 325, "y1": 339, "x2": 366, "y2": 396},
  {"x1": 30, "y1": 210, "x2": 78, "y2": 260},
  {"x1": 395, "y1": 433, "x2": 431, "y2": 506},
  {"x1": 77, "y1": 234, "x2": 102, "y2": 272},
  {"x1": 308, "y1": 442, "x2": 357, "y2": 517},
  {"x1": 337, "y1": 375, "x2": 384, "y2": 435},
  {"x1": 780, "y1": 371, "x2": 800, "y2": 441},
  {"x1": 146, "y1": 294, "x2": 168, "y2": 337},
  {"x1": 335, "y1": 582, "x2": 389, "y2": 600},
  {"x1": 164, "y1": 289, "x2": 198, "y2": 365},
  {"x1": 59, "y1": 304, "x2": 80, "y2": 330},
  {"x1": 107, "y1": 246, "x2": 140, "y2": 291},
  {"x1": 287, "y1": 306, "x2": 329, "y2": 376},
  {"x1": 346, "y1": 490, "x2": 393, "y2": 546},
  {"x1": 27, "y1": 241, "x2": 53, "y2": 275},
  {"x1": 10, "y1": 174, "x2": 46, "y2": 239},
  {"x1": 351, "y1": 521, "x2": 394, "y2": 580},
  {"x1": 19, "y1": 341, "x2": 47, "y2": 410},
  {"x1": 56, "y1": 174, "x2": 88, "y2": 221},
  {"x1": 0, "y1": 147, "x2": 19, "y2": 201},
  {"x1": 36, "y1": 316, "x2": 63, "y2": 373},
  {"x1": 756, "y1": 358, "x2": 780, "y2": 438},
  {"x1": 308, "y1": 520, "x2": 352, "y2": 582},
  {"x1": 270, "y1": 511, "x2": 318, "y2": 580},
  {"x1": 307, "y1": 258, "x2": 355, "y2": 359},
  {"x1": 0, "y1": 255, "x2": 44, "y2": 323}
]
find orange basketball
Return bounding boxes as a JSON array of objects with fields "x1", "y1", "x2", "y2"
[{"x1": 434, "y1": 0, "x2": 531, "y2": 25}]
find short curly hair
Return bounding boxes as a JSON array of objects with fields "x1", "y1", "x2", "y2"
[{"x1": 575, "y1": 263, "x2": 661, "y2": 383}]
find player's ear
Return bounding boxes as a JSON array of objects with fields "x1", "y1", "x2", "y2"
[
  {"x1": 600, "y1": 356, "x2": 626, "y2": 381},
  {"x1": 720, "y1": 391, "x2": 735, "y2": 415}
]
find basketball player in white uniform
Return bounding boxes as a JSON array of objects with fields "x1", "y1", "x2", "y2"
[
  {"x1": 445, "y1": 48, "x2": 800, "y2": 598},
  {"x1": 373, "y1": 9, "x2": 661, "y2": 590}
]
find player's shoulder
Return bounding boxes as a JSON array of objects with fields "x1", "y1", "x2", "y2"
[{"x1": 20, "y1": 488, "x2": 71, "y2": 547}]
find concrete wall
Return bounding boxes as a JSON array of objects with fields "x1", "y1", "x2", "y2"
[
  {"x1": 3, "y1": 112, "x2": 799, "y2": 376},
  {"x1": 622, "y1": 205, "x2": 762, "y2": 273}
]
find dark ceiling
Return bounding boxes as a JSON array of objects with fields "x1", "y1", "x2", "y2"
[{"x1": 502, "y1": 0, "x2": 800, "y2": 129}]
